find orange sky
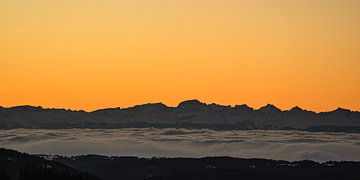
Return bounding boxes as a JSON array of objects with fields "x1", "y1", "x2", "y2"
[{"x1": 1, "y1": 0, "x2": 360, "y2": 112}]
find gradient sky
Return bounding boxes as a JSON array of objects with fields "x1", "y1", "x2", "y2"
[{"x1": 1, "y1": 0, "x2": 360, "y2": 112}]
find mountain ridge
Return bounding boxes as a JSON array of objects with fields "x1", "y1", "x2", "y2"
[
  {"x1": 0, "y1": 99, "x2": 359, "y2": 132},
  {"x1": 1, "y1": 99, "x2": 358, "y2": 113}
]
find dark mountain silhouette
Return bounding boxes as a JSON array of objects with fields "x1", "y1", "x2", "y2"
[
  {"x1": 0, "y1": 148, "x2": 99, "y2": 180},
  {"x1": 258, "y1": 104, "x2": 282, "y2": 113},
  {"x1": 289, "y1": 106, "x2": 305, "y2": 113},
  {"x1": 233, "y1": 104, "x2": 254, "y2": 112},
  {"x1": 2, "y1": 148, "x2": 360, "y2": 180},
  {"x1": 1, "y1": 99, "x2": 360, "y2": 132}
]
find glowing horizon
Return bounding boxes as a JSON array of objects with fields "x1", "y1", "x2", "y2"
[
  {"x1": 0, "y1": 99, "x2": 358, "y2": 113},
  {"x1": 1, "y1": 0, "x2": 360, "y2": 112}
]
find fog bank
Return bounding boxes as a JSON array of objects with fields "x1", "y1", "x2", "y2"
[{"x1": 1, "y1": 128, "x2": 359, "y2": 161}]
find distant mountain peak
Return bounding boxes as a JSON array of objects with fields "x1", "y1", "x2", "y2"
[
  {"x1": 178, "y1": 99, "x2": 206, "y2": 108},
  {"x1": 234, "y1": 104, "x2": 254, "y2": 112},
  {"x1": 91, "y1": 107, "x2": 122, "y2": 114},
  {"x1": 333, "y1": 107, "x2": 352, "y2": 113},
  {"x1": 289, "y1": 106, "x2": 304, "y2": 113},
  {"x1": 11, "y1": 105, "x2": 44, "y2": 111},
  {"x1": 258, "y1": 104, "x2": 281, "y2": 113},
  {"x1": 132, "y1": 103, "x2": 169, "y2": 110}
]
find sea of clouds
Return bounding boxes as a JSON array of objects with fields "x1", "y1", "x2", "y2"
[{"x1": 0, "y1": 128, "x2": 359, "y2": 162}]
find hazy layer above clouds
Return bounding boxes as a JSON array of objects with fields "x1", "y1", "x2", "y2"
[{"x1": 0, "y1": 128, "x2": 359, "y2": 162}]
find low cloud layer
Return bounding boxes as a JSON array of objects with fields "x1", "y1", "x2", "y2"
[{"x1": 0, "y1": 128, "x2": 359, "y2": 162}]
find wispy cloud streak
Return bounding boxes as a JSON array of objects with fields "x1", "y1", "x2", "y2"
[{"x1": 12, "y1": 27, "x2": 30, "y2": 33}]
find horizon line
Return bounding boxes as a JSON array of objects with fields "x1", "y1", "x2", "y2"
[{"x1": 1, "y1": 99, "x2": 358, "y2": 114}]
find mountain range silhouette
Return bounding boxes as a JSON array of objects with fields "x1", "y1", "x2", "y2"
[{"x1": 1, "y1": 99, "x2": 359, "y2": 132}]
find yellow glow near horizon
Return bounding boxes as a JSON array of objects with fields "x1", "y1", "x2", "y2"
[{"x1": 1, "y1": 0, "x2": 360, "y2": 112}]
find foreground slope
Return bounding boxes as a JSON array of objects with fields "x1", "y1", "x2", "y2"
[
  {"x1": 54, "y1": 155, "x2": 360, "y2": 180},
  {"x1": 1, "y1": 148, "x2": 360, "y2": 180},
  {"x1": 0, "y1": 148, "x2": 99, "y2": 180}
]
